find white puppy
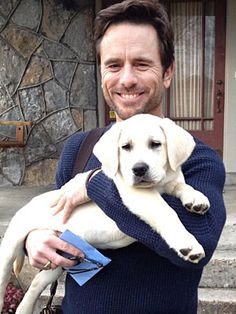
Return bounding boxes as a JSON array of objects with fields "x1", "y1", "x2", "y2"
[{"x1": 0, "y1": 114, "x2": 209, "y2": 314}]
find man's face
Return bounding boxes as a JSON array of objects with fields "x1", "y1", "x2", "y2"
[{"x1": 100, "y1": 22, "x2": 174, "y2": 121}]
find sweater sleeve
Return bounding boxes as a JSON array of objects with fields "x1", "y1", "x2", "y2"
[{"x1": 87, "y1": 139, "x2": 226, "y2": 268}]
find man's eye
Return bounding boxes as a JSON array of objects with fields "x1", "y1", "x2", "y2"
[
  {"x1": 136, "y1": 63, "x2": 149, "y2": 70},
  {"x1": 121, "y1": 143, "x2": 132, "y2": 151},
  {"x1": 149, "y1": 141, "x2": 161, "y2": 149},
  {"x1": 108, "y1": 64, "x2": 120, "y2": 71}
]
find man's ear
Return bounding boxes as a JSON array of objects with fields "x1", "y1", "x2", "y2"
[
  {"x1": 93, "y1": 123, "x2": 122, "y2": 178},
  {"x1": 160, "y1": 118, "x2": 195, "y2": 171},
  {"x1": 163, "y1": 63, "x2": 175, "y2": 89}
]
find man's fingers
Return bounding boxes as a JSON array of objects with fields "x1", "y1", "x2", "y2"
[
  {"x1": 36, "y1": 234, "x2": 84, "y2": 269},
  {"x1": 53, "y1": 236, "x2": 84, "y2": 259},
  {"x1": 51, "y1": 195, "x2": 66, "y2": 215},
  {"x1": 51, "y1": 254, "x2": 80, "y2": 269},
  {"x1": 62, "y1": 202, "x2": 75, "y2": 224},
  {"x1": 50, "y1": 237, "x2": 85, "y2": 267},
  {"x1": 26, "y1": 229, "x2": 85, "y2": 270},
  {"x1": 38, "y1": 255, "x2": 78, "y2": 270}
]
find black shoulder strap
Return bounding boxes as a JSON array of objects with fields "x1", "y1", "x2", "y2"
[{"x1": 72, "y1": 127, "x2": 105, "y2": 177}]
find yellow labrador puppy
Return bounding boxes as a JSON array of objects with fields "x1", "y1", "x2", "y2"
[{"x1": 0, "y1": 114, "x2": 209, "y2": 314}]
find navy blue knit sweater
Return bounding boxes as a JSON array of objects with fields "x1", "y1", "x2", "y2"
[{"x1": 55, "y1": 128, "x2": 226, "y2": 314}]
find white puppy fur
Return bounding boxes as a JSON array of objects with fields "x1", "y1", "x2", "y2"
[{"x1": 0, "y1": 114, "x2": 210, "y2": 314}]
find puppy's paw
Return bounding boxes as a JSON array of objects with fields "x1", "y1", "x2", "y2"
[
  {"x1": 183, "y1": 190, "x2": 210, "y2": 215},
  {"x1": 178, "y1": 243, "x2": 205, "y2": 263},
  {"x1": 175, "y1": 233, "x2": 205, "y2": 263},
  {"x1": 164, "y1": 229, "x2": 205, "y2": 263}
]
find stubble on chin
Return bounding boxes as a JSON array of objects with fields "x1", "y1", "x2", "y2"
[
  {"x1": 111, "y1": 102, "x2": 162, "y2": 121},
  {"x1": 111, "y1": 106, "x2": 147, "y2": 121}
]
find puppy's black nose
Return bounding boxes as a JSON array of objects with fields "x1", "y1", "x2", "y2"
[{"x1": 132, "y1": 163, "x2": 149, "y2": 177}]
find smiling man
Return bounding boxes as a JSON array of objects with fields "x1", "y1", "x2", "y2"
[
  {"x1": 99, "y1": 22, "x2": 173, "y2": 120},
  {"x1": 25, "y1": 1, "x2": 226, "y2": 313}
]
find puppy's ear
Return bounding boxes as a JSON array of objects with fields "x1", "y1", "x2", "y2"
[
  {"x1": 93, "y1": 123, "x2": 122, "y2": 178},
  {"x1": 160, "y1": 118, "x2": 195, "y2": 171}
]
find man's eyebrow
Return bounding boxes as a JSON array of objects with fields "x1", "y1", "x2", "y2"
[
  {"x1": 134, "y1": 57, "x2": 154, "y2": 64},
  {"x1": 103, "y1": 57, "x2": 154, "y2": 66}
]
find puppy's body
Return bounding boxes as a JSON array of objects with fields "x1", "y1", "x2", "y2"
[{"x1": 0, "y1": 114, "x2": 210, "y2": 314}]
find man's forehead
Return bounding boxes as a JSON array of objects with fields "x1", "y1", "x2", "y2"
[{"x1": 100, "y1": 22, "x2": 160, "y2": 54}]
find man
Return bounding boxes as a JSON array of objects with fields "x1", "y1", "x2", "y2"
[{"x1": 25, "y1": 1, "x2": 226, "y2": 313}]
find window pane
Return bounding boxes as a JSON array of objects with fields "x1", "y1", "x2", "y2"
[
  {"x1": 170, "y1": 1, "x2": 203, "y2": 130},
  {"x1": 166, "y1": 1, "x2": 215, "y2": 131},
  {"x1": 204, "y1": 1, "x2": 215, "y2": 125}
]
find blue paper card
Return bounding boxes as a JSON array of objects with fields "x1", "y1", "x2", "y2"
[{"x1": 60, "y1": 229, "x2": 111, "y2": 286}]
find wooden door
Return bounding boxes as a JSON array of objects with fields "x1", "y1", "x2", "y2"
[
  {"x1": 102, "y1": 0, "x2": 226, "y2": 155},
  {"x1": 164, "y1": 0, "x2": 226, "y2": 155}
]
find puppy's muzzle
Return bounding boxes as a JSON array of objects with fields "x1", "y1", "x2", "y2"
[{"x1": 132, "y1": 162, "x2": 149, "y2": 177}]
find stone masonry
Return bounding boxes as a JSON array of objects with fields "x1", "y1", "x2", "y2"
[{"x1": 0, "y1": 0, "x2": 97, "y2": 187}]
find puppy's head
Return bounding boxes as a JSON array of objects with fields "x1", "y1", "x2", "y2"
[{"x1": 93, "y1": 114, "x2": 195, "y2": 187}]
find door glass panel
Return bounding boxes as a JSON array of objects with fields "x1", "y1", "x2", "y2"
[
  {"x1": 204, "y1": 1, "x2": 215, "y2": 130},
  {"x1": 166, "y1": 1, "x2": 215, "y2": 131}
]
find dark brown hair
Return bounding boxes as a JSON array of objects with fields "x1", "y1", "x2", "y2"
[{"x1": 94, "y1": 0, "x2": 174, "y2": 72}]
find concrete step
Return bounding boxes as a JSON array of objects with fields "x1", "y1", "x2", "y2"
[
  {"x1": 198, "y1": 288, "x2": 236, "y2": 314},
  {"x1": 0, "y1": 186, "x2": 51, "y2": 241},
  {"x1": 199, "y1": 185, "x2": 236, "y2": 288},
  {"x1": 200, "y1": 217, "x2": 236, "y2": 289},
  {"x1": 217, "y1": 223, "x2": 236, "y2": 251},
  {"x1": 197, "y1": 186, "x2": 236, "y2": 312},
  {"x1": 200, "y1": 250, "x2": 236, "y2": 288}
]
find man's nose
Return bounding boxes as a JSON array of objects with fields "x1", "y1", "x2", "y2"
[{"x1": 119, "y1": 65, "x2": 138, "y2": 88}]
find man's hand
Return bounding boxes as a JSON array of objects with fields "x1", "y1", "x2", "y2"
[
  {"x1": 51, "y1": 171, "x2": 92, "y2": 223},
  {"x1": 25, "y1": 229, "x2": 84, "y2": 270}
]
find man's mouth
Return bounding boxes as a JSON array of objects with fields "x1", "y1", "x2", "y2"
[
  {"x1": 119, "y1": 93, "x2": 142, "y2": 99},
  {"x1": 116, "y1": 91, "x2": 144, "y2": 101}
]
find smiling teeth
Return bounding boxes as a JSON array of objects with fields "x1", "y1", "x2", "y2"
[{"x1": 120, "y1": 94, "x2": 139, "y2": 99}]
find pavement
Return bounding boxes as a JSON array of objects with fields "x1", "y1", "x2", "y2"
[{"x1": 0, "y1": 184, "x2": 236, "y2": 313}]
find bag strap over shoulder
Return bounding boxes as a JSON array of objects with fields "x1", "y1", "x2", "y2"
[{"x1": 72, "y1": 127, "x2": 105, "y2": 177}]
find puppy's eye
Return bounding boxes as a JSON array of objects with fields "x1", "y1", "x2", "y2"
[
  {"x1": 149, "y1": 141, "x2": 161, "y2": 149},
  {"x1": 121, "y1": 143, "x2": 132, "y2": 151}
]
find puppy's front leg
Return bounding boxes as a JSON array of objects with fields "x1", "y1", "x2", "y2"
[
  {"x1": 115, "y1": 178, "x2": 205, "y2": 263},
  {"x1": 164, "y1": 173, "x2": 210, "y2": 215},
  {"x1": 153, "y1": 196, "x2": 205, "y2": 263}
]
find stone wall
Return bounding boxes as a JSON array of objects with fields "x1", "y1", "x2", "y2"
[{"x1": 0, "y1": 0, "x2": 97, "y2": 186}]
